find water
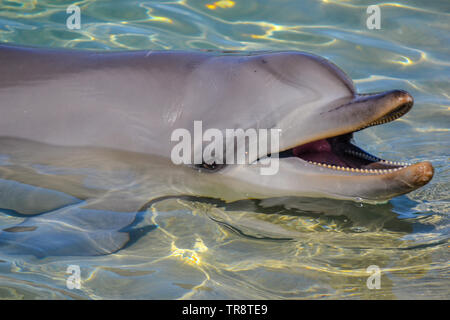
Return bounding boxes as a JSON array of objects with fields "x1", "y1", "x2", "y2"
[{"x1": 0, "y1": 0, "x2": 448, "y2": 299}]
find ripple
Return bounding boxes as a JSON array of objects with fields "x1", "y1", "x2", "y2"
[{"x1": 0, "y1": 0, "x2": 448, "y2": 300}]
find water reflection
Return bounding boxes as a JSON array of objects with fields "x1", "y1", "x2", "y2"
[{"x1": 0, "y1": 0, "x2": 448, "y2": 299}]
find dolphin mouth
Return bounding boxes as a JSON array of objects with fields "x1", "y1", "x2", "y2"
[
  {"x1": 279, "y1": 99, "x2": 425, "y2": 175},
  {"x1": 282, "y1": 132, "x2": 409, "y2": 173}
]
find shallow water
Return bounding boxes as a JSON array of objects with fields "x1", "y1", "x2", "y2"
[{"x1": 0, "y1": 0, "x2": 448, "y2": 299}]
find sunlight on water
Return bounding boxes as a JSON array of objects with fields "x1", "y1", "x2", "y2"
[{"x1": 0, "y1": 0, "x2": 448, "y2": 299}]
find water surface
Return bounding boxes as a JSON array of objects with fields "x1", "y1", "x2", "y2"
[{"x1": 0, "y1": 0, "x2": 448, "y2": 299}]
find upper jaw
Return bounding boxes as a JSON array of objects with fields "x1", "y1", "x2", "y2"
[
  {"x1": 352, "y1": 90, "x2": 413, "y2": 131},
  {"x1": 272, "y1": 90, "x2": 414, "y2": 159},
  {"x1": 270, "y1": 89, "x2": 412, "y2": 154}
]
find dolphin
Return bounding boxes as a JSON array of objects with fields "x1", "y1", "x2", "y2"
[
  {"x1": 0, "y1": 44, "x2": 435, "y2": 257},
  {"x1": 0, "y1": 44, "x2": 433, "y2": 203}
]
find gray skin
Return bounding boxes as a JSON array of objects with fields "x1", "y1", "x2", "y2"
[{"x1": 0, "y1": 44, "x2": 434, "y2": 211}]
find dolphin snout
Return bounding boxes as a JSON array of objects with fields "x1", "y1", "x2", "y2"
[
  {"x1": 379, "y1": 161, "x2": 434, "y2": 198},
  {"x1": 404, "y1": 161, "x2": 434, "y2": 187},
  {"x1": 355, "y1": 90, "x2": 414, "y2": 131}
]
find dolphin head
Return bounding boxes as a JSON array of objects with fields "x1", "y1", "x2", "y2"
[{"x1": 184, "y1": 52, "x2": 434, "y2": 203}]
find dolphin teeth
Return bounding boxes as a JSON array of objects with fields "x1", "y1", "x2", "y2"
[
  {"x1": 344, "y1": 149, "x2": 380, "y2": 162},
  {"x1": 306, "y1": 159, "x2": 411, "y2": 174},
  {"x1": 344, "y1": 149, "x2": 413, "y2": 168}
]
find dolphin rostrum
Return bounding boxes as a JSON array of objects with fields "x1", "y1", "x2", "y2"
[{"x1": 0, "y1": 44, "x2": 434, "y2": 207}]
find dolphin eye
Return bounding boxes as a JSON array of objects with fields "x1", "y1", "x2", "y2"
[{"x1": 195, "y1": 161, "x2": 225, "y2": 172}]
